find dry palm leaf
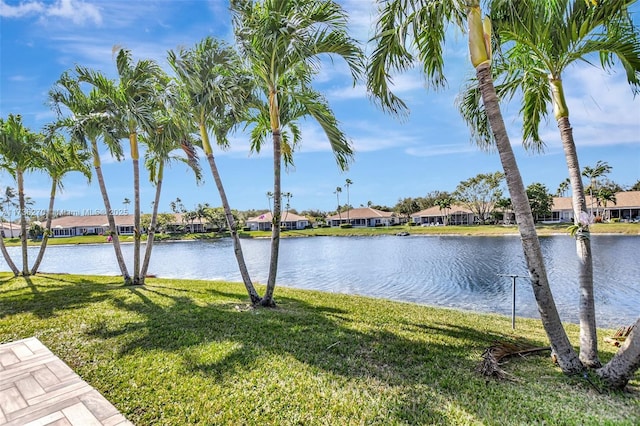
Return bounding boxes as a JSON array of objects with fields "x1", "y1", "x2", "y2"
[
  {"x1": 478, "y1": 340, "x2": 551, "y2": 381},
  {"x1": 604, "y1": 325, "x2": 635, "y2": 347}
]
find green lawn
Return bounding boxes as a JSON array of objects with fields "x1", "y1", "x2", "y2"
[{"x1": 1, "y1": 274, "x2": 637, "y2": 425}]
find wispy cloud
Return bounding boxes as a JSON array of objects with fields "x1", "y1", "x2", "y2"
[{"x1": 1, "y1": 0, "x2": 102, "y2": 25}]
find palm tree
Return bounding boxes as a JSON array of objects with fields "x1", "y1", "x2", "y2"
[
  {"x1": 334, "y1": 186, "x2": 342, "y2": 224},
  {"x1": 0, "y1": 114, "x2": 44, "y2": 275},
  {"x1": 436, "y1": 197, "x2": 453, "y2": 226},
  {"x1": 49, "y1": 71, "x2": 131, "y2": 285},
  {"x1": 0, "y1": 186, "x2": 19, "y2": 275},
  {"x1": 231, "y1": 0, "x2": 364, "y2": 307},
  {"x1": 344, "y1": 178, "x2": 353, "y2": 224},
  {"x1": 596, "y1": 187, "x2": 617, "y2": 221},
  {"x1": 77, "y1": 47, "x2": 163, "y2": 285},
  {"x1": 582, "y1": 160, "x2": 612, "y2": 218},
  {"x1": 168, "y1": 36, "x2": 261, "y2": 304},
  {"x1": 469, "y1": 0, "x2": 640, "y2": 369},
  {"x1": 31, "y1": 131, "x2": 92, "y2": 274},
  {"x1": 282, "y1": 192, "x2": 292, "y2": 223},
  {"x1": 123, "y1": 197, "x2": 131, "y2": 213},
  {"x1": 494, "y1": 197, "x2": 512, "y2": 225},
  {"x1": 556, "y1": 178, "x2": 571, "y2": 197},
  {"x1": 367, "y1": 0, "x2": 583, "y2": 374}
]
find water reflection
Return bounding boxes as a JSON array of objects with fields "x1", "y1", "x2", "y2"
[{"x1": 3, "y1": 235, "x2": 638, "y2": 327}]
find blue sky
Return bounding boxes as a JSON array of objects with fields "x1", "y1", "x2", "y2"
[{"x1": 1, "y1": 0, "x2": 639, "y2": 216}]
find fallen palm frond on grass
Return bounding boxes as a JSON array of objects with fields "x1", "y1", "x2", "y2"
[
  {"x1": 478, "y1": 340, "x2": 551, "y2": 381},
  {"x1": 604, "y1": 325, "x2": 635, "y2": 347}
]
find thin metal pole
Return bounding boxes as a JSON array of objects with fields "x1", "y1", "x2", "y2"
[
  {"x1": 498, "y1": 274, "x2": 528, "y2": 329},
  {"x1": 511, "y1": 276, "x2": 516, "y2": 329}
]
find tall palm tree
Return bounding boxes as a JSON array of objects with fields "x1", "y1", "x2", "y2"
[
  {"x1": 123, "y1": 197, "x2": 131, "y2": 213},
  {"x1": 168, "y1": 36, "x2": 262, "y2": 304},
  {"x1": 77, "y1": 48, "x2": 163, "y2": 285},
  {"x1": 0, "y1": 186, "x2": 19, "y2": 275},
  {"x1": 367, "y1": 0, "x2": 583, "y2": 374},
  {"x1": 139, "y1": 109, "x2": 202, "y2": 284},
  {"x1": 49, "y1": 71, "x2": 131, "y2": 285},
  {"x1": 462, "y1": 0, "x2": 640, "y2": 368},
  {"x1": 231, "y1": 0, "x2": 364, "y2": 307},
  {"x1": 596, "y1": 187, "x2": 617, "y2": 220},
  {"x1": 436, "y1": 197, "x2": 453, "y2": 226},
  {"x1": 334, "y1": 186, "x2": 342, "y2": 224},
  {"x1": 31, "y1": 131, "x2": 92, "y2": 274},
  {"x1": 556, "y1": 178, "x2": 571, "y2": 197},
  {"x1": 582, "y1": 160, "x2": 612, "y2": 217},
  {"x1": 345, "y1": 178, "x2": 353, "y2": 224},
  {"x1": 0, "y1": 114, "x2": 44, "y2": 275}
]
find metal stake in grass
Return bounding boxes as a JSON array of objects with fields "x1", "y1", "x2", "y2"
[{"x1": 497, "y1": 274, "x2": 528, "y2": 329}]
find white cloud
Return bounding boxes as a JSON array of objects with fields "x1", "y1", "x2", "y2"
[
  {"x1": 46, "y1": 0, "x2": 101, "y2": 25},
  {"x1": 405, "y1": 143, "x2": 478, "y2": 158},
  {"x1": 0, "y1": 0, "x2": 44, "y2": 17},
  {"x1": 0, "y1": 0, "x2": 101, "y2": 25}
]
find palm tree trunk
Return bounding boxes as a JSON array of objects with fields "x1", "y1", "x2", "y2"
[
  {"x1": 551, "y1": 78, "x2": 600, "y2": 368},
  {"x1": 17, "y1": 168, "x2": 29, "y2": 276},
  {"x1": 596, "y1": 317, "x2": 640, "y2": 389},
  {"x1": 0, "y1": 222, "x2": 19, "y2": 276},
  {"x1": 30, "y1": 180, "x2": 56, "y2": 274},
  {"x1": 207, "y1": 153, "x2": 261, "y2": 304},
  {"x1": 262, "y1": 128, "x2": 282, "y2": 307},
  {"x1": 92, "y1": 140, "x2": 131, "y2": 285},
  {"x1": 132, "y1": 156, "x2": 141, "y2": 285},
  {"x1": 199, "y1": 123, "x2": 261, "y2": 304},
  {"x1": 140, "y1": 163, "x2": 163, "y2": 285},
  {"x1": 476, "y1": 62, "x2": 583, "y2": 374}
]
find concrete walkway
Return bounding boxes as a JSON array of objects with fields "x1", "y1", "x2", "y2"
[{"x1": 0, "y1": 337, "x2": 133, "y2": 426}]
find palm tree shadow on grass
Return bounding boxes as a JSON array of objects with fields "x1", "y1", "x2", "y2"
[
  {"x1": 0, "y1": 274, "x2": 123, "y2": 319},
  {"x1": 3, "y1": 276, "x2": 612, "y2": 423},
  {"x1": 82, "y1": 283, "x2": 523, "y2": 402}
]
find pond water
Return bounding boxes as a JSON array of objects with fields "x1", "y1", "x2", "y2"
[{"x1": 3, "y1": 235, "x2": 639, "y2": 327}]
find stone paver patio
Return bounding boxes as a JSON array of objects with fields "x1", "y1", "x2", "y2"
[{"x1": 0, "y1": 337, "x2": 133, "y2": 426}]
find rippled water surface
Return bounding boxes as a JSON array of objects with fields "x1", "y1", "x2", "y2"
[{"x1": 4, "y1": 235, "x2": 639, "y2": 327}]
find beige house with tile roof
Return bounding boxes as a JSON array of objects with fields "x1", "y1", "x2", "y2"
[
  {"x1": 325, "y1": 207, "x2": 399, "y2": 227},
  {"x1": 246, "y1": 211, "x2": 310, "y2": 231},
  {"x1": 548, "y1": 191, "x2": 640, "y2": 223},
  {"x1": 411, "y1": 204, "x2": 476, "y2": 226},
  {"x1": 411, "y1": 191, "x2": 640, "y2": 225},
  {"x1": 49, "y1": 215, "x2": 135, "y2": 237}
]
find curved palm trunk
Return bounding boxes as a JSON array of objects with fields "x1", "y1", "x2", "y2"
[
  {"x1": 17, "y1": 169, "x2": 29, "y2": 276},
  {"x1": 30, "y1": 180, "x2": 56, "y2": 274},
  {"x1": 208, "y1": 154, "x2": 261, "y2": 304},
  {"x1": 596, "y1": 317, "x2": 640, "y2": 389},
  {"x1": 200, "y1": 125, "x2": 261, "y2": 304},
  {"x1": 140, "y1": 162, "x2": 163, "y2": 285},
  {"x1": 91, "y1": 140, "x2": 131, "y2": 285},
  {"x1": 550, "y1": 78, "x2": 600, "y2": 367},
  {"x1": 476, "y1": 62, "x2": 583, "y2": 374},
  {"x1": 0, "y1": 224, "x2": 19, "y2": 276}
]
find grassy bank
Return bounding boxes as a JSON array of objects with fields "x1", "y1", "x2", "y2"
[
  {"x1": 7, "y1": 222, "x2": 637, "y2": 246},
  {"x1": 1, "y1": 274, "x2": 637, "y2": 425}
]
